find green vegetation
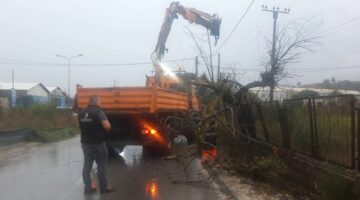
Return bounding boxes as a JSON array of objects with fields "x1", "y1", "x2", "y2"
[
  {"x1": 0, "y1": 102, "x2": 78, "y2": 142},
  {"x1": 285, "y1": 99, "x2": 353, "y2": 165},
  {"x1": 34, "y1": 128, "x2": 78, "y2": 142},
  {"x1": 250, "y1": 155, "x2": 289, "y2": 181},
  {"x1": 0, "y1": 106, "x2": 3, "y2": 120},
  {"x1": 285, "y1": 101, "x2": 313, "y2": 154},
  {"x1": 303, "y1": 79, "x2": 360, "y2": 91},
  {"x1": 316, "y1": 172, "x2": 355, "y2": 200},
  {"x1": 291, "y1": 89, "x2": 320, "y2": 99}
]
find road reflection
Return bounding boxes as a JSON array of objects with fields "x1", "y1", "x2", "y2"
[
  {"x1": 118, "y1": 145, "x2": 143, "y2": 167},
  {"x1": 145, "y1": 179, "x2": 159, "y2": 200}
]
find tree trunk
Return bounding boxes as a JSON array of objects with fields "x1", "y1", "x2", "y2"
[{"x1": 269, "y1": 85, "x2": 275, "y2": 101}]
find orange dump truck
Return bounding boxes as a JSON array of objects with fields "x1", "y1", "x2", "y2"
[
  {"x1": 76, "y1": 84, "x2": 198, "y2": 115},
  {"x1": 75, "y1": 77, "x2": 199, "y2": 152}
]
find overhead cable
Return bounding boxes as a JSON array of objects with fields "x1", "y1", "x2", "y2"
[{"x1": 215, "y1": 0, "x2": 256, "y2": 53}]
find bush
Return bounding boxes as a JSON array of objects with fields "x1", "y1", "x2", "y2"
[
  {"x1": 30, "y1": 102, "x2": 57, "y2": 119},
  {"x1": 0, "y1": 102, "x2": 72, "y2": 131},
  {"x1": 250, "y1": 155, "x2": 289, "y2": 182}
]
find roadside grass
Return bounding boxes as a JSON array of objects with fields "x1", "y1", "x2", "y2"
[
  {"x1": 285, "y1": 103, "x2": 353, "y2": 166},
  {"x1": 34, "y1": 128, "x2": 79, "y2": 142},
  {"x1": 0, "y1": 103, "x2": 79, "y2": 142}
]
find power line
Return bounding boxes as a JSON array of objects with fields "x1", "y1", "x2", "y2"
[
  {"x1": 288, "y1": 65, "x2": 360, "y2": 72},
  {"x1": 322, "y1": 16, "x2": 360, "y2": 35},
  {"x1": 221, "y1": 64, "x2": 360, "y2": 72},
  {"x1": 0, "y1": 57, "x2": 196, "y2": 67},
  {"x1": 215, "y1": 0, "x2": 256, "y2": 53}
]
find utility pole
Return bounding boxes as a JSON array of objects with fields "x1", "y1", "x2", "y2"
[
  {"x1": 195, "y1": 56, "x2": 199, "y2": 92},
  {"x1": 217, "y1": 53, "x2": 221, "y2": 81},
  {"x1": 11, "y1": 69, "x2": 16, "y2": 108},
  {"x1": 195, "y1": 56, "x2": 199, "y2": 80},
  {"x1": 262, "y1": 5, "x2": 290, "y2": 101}
]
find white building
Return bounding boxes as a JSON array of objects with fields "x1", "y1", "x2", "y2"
[{"x1": 250, "y1": 86, "x2": 360, "y2": 101}]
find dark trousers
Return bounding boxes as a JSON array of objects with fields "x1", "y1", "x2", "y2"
[{"x1": 81, "y1": 142, "x2": 109, "y2": 190}]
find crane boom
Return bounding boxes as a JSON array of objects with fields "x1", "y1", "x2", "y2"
[{"x1": 151, "y1": 2, "x2": 221, "y2": 86}]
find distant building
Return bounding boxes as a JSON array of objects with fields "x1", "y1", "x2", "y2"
[
  {"x1": 46, "y1": 86, "x2": 66, "y2": 108},
  {"x1": 250, "y1": 86, "x2": 360, "y2": 101},
  {"x1": 0, "y1": 82, "x2": 50, "y2": 107},
  {"x1": 0, "y1": 97, "x2": 9, "y2": 109}
]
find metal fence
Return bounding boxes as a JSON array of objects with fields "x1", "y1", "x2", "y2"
[
  {"x1": 248, "y1": 102, "x2": 284, "y2": 147},
  {"x1": 242, "y1": 95, "x2": 360, "y2": 171}
]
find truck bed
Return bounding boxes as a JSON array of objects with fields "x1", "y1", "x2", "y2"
[{"x1": 76, "y1": 85, "x2": 199, "y2": 114}]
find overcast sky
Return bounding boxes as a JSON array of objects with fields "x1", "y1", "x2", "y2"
[{"x1": 0, "y1": 0, "x2": 359, "y2": 96}]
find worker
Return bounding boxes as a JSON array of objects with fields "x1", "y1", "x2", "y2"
[{"x1": 78, "y1": 95, "x2": 116, "y2": 194}]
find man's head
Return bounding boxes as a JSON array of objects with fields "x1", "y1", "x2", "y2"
[{"x1": 88, "y1": 95, "x2": 102, "y2": 106}]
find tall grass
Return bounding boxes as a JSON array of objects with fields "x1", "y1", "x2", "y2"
[
  {"x1": 0, "y1": 103, "x2": 78, "y2": 142},
  {"x1": 0, "y1": 102, "x2": 71, "y2": 131},
  {"x1": 0, "y1": 106, "x2": 3, "y2": 120}
]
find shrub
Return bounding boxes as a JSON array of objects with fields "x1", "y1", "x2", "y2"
[
  {"x1": 0, "y1": 102, "x2": 72, "y2": 131},
  {"x1": 250, "y1": 155, "x2": 289, "y2": 182},
  {"x1": 30, "y1": 102, "x2": 57, "y2": 119}
]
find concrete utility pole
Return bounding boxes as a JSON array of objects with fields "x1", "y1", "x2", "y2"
[
  {"x1": 56, "y1": 54, "x2": 83, "y2": 97},
  {"x1": 217, "y1": 53, "x2": 221, "y2": 81},
  {"x1": 262, "y1": 5, "x2": 290, "y2": 101},
  {"x1": 195, "y1": 56, "x2": 199, "y2": 92},
  {"x1": 195, "y1": 56, "x2": 199, "y2": 79},
  {"x1": 11, "y1": 69, "x2": 16, "y2": 108}
]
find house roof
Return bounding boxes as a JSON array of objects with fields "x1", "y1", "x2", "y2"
[
  {"x1": 46, "y1": 86, "x2": 59, "y2": 92},
  {"x1": 0, "y1": 82, "x2": 50, "y2": 93},
  {"x1": 46, "y1": 86, "x2": 66, "y2": 96}
]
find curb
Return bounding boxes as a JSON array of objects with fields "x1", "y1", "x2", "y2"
[{"x1": 206, "y1": 166, "x2": 238, "y2": 200}]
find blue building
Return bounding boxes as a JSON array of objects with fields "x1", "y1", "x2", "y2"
[{"x1": 0, "y1": 82, "x2": 50, "y2": 107}]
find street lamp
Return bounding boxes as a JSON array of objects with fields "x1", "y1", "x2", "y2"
[{"x1": 56, "y1": 54, "x2": 83, "y2": 97}]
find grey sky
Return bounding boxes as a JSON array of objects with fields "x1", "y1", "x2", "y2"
[{"x1": 0, "y1": 0, "x2": 359, "y2": 95}]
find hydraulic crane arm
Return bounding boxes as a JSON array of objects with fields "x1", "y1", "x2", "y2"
[
  {"x1": 151, "y1": 2, "x2": 221, "y2": 87},
  {"x1": 153, "y1": 2, "x2": 221, "y2": 61}
]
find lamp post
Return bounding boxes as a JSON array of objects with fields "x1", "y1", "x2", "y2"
[{"x1": 56, "y1": 54, "x2": 83, "y2": 97}]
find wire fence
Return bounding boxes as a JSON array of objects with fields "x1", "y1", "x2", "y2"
[{"x1": 240, "y1": 95, "x2": 360, "y2": 170}]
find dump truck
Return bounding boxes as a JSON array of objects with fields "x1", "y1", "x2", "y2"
[{"x1": 74, "y1": 2, "x2": 221, "y2": 153}]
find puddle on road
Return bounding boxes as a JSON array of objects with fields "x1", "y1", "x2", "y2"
[{"x1": 116, "y1": 135, "x2": 188, "y2": 167}]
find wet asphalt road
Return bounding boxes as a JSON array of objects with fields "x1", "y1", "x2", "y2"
[{"x1": 0, "y1": 136, "x2": 222, "y2": 200}]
